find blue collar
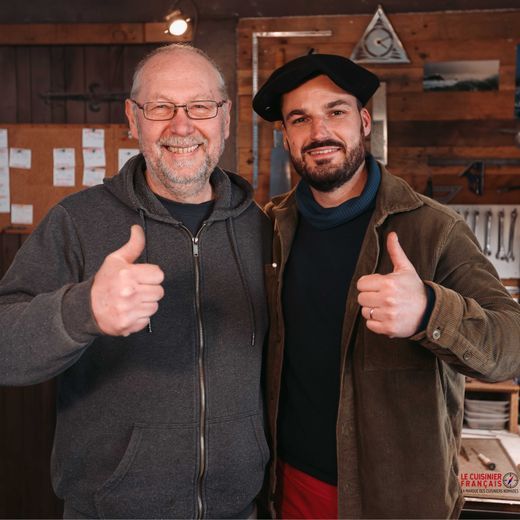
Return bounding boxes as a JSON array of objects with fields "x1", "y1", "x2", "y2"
[{"x1": 295, "y1": 155, "x2": 381, "y2": 230}]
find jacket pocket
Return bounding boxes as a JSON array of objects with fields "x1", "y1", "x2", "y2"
[
  {"x1": 94, "y1": 423, "x2": 196, "y2": 519},
  {"x1": 204, "y1": 413, "x2": 270, "y2": 518}
]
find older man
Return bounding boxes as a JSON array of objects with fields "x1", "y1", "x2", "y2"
[
  {"x1": 253, "y1": 53, "x2": 520, "y2": 519},
  {"x1": 0, "y1": 44, "x2": 270, "y2": 518}
]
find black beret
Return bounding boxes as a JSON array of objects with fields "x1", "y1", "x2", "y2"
[{"x1": 252, "y1": 53, "x2": 380, "y2": 122}]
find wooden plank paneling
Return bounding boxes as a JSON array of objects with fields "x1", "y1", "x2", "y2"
[
  {"x1": 387, "y1": 91, "x2": 515, "y2": 121},
  {"x1": 0, "y1": 23, "x2": 191, "y2": 46},
  {"x1": 30, "y1": 47, "x2": 52, "y2": 123},
  {"x1": 0, "y1": 36, "x2": 166, "y2": 520},
  {"x1": 63, "y1": 46, "x2": 86, "y2": 123},
  {"x1": 20, "y1": 382, "x2": 61, "y2": 518},
  {"x1": 238, "y1": 10, "x2": 520, "y2": 205},
  {"x1": 0, "y1": 232, "x2": 63, "y2": 518},
  {"x1": 84, "y1": 46, "x2": 112, "y2": 124},
  {"x1": 0, "y1": 44, "x2": 159, "y2": 125},
  {"x1": 238, "y1": 10, "x2": 520, "y2": 45},
  {"x1": 1, "y1": 386, "x2": 25, "y2": 516},
  {"x1": 0, "y1": 47, "x2": 17, "y2": 123},
  {"x1": 388, "y1": 120, "x2": 520, "y2": 147},
  {"x1": 108, "y1": 46, "x2": 126, "y2": 123},
  {"x1": 0, "y1": 23, "x2": 143, "y2": 45},
  {"x1": 123, "y1": 44, "x2": 157, "y2": 96},
  {"x1": 50, "y1": 47, "x2": 66, "y2": 123},
  {"x1": 15, "y1": 47, "x2": 32, "y2": 123}
]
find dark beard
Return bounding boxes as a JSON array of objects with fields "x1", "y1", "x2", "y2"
[{"x1": 291, "y1": 135, "x2": 366, "y2": 193}]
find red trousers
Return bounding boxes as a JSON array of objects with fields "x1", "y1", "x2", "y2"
[{"x1": 276, "y1": 460, "x2": 338, "y2": 519}]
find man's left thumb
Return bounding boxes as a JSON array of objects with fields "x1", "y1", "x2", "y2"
[{"x1": 387, "y1": 232, "x2": 414, "y2": 272}]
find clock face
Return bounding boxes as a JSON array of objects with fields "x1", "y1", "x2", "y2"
[{"x1": 363, "y1": 27, "x2": 394, "y2": 58}]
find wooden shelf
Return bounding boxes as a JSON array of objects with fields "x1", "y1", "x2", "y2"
[{"x1": 465, "y1": 379, "x2": 519, "y2": 433}]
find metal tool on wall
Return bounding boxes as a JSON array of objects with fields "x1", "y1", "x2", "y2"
[
  {"x1": 507, "y1": 209, "x2": 517, "y2": 262},
  {"x1": 460, "y1": 161, "x2": 485, "y2": 196},
  {"x1": 484, "y1": 210, "x2": 492, "y2": 256},
  {"x1": 452, "y1": 205, "x2": 520, "y2": 278},
  {"x1": 41, "y1": 82, "x2": 128, "y2": 112},
  {"x1": 496, "y1": 210, "x2": 506, "y2": 260},
  {"x1": 425, "y1": 177, "x2": 461, "y2": 204},
  {"x1": 471, "y1": 210, "x2": 479, "y2": 234},
  {"x1": 427, "y1": 157, "x2": 520, "y2": 203}
]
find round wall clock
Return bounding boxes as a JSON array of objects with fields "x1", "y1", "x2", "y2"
[
  {"x1": 350, "y1": 5, "x2": 410, "y2": 64},
  {"x1": 363, "y1": 27, "x2": 394, "y2": 58}
]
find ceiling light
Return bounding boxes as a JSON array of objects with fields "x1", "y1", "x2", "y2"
[{"x1": 164, "y1": 1, "x2": 197, "y2": 39}]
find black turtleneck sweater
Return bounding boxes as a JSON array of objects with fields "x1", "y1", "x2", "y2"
[{"x1": 278, "y1": 156, "x2": 380, "y2": 485}]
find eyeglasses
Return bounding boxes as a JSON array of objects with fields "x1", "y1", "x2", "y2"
[{"x1": 130, "y1": 99, "x2": 227, "y2": 121}]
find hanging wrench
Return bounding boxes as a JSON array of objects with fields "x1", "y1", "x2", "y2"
[
  {"x1": 484, "y1": 210, "x2": 492, "y2": 256},
  {"x1": 496, "y1": 210, "x2": 507, "y2": 260},
  {"x1": 471, "y1": 210, "x2": 479, "y2": 234},
  {"x1": 506, "y1": 209, "x2": 517, "y2": 262}
]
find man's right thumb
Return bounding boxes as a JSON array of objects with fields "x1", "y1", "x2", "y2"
[{"x1": 112, "y1": 225, "x2": 145, "y2": 263}]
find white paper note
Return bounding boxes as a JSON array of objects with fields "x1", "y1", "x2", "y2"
[
  {"x1": 82, "y1": 148, "x2": 106, "y2": 168},
  {"x1": 118, "y1": 148, "x2": 140, "y2": 170},
  {"x1": 53, "y1": 166, "x2": 75, "y2": 187},
  {"x1": 83, "y1": 167, "x2": 105, "y2": 187},
  {"x1": 0, "y1": 167, "x2": 10, "y2": 213},
  {"x1": 9, "y1": 148, "x2": 32, "y2": 169},
  {"x1": 0, "y1": 148, "x2": 8, "y2": 168},
  {"x1": 11, "y1": 204, "x2": 33, "y2": 225},
  {"x1": 82, "y1": 128, "x2": 105, "y2": 148},
  {"x1": 0, "y1": 129, "x2": 7, "y2": 149},
  {"x1": 53, "y1": 148, "x2": 76, "y2": 167}
]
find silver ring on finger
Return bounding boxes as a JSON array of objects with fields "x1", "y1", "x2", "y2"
[{"x1": 369, "y1": 307, "x2": 375, "y2": 320}]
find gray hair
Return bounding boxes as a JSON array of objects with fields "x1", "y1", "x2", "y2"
[{"x1": 130, "y1": 43, "x2": 228, "y2": 99}]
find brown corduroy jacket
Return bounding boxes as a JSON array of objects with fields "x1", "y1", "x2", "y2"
[{"x1": 263, "y1": 164, "x2": 520, "y2": 519}]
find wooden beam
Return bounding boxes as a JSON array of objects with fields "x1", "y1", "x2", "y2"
[{"x1": 0, "y1": 23, "x2": 191, "y2": 45}]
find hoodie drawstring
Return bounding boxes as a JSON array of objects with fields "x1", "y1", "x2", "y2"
[
  {"x1": 226, "y1": 219, "x2": 257, "y2": 347},
  {"x1": 138, "y1": 209, "x2": 153, "y2": 333}
]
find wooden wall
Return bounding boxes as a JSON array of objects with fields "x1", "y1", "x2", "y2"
[
  {"x1": 0, "y1": 44, "x2": 156, "y2": 125},
  {"x1": 237, "y1": 10, "x2": 520, "y2": 206},
  {"x1": 0, "y1": 42, "x2": 156, "y2": 518},
  {"x1": 0, "y1": 233, "x2": 62, "y2": 518}
]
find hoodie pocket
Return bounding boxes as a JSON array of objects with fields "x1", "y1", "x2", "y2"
[
  {"x1": 204, "y1": 413, "x2": 270, "y2": 518},
  {"x1": 94, "y1": 423, "x2": 197, "y2": 519}
]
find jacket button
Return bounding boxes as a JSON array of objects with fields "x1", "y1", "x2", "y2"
[
  {"x1": 432, "y1": 328, "x2": 441, "y2": 340},
  {"x1": 463, "y1": 351, "x2": 471, "y2": 361}
]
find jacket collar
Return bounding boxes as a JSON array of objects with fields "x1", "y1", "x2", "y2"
[
  {"x1": 372, "y1": 162, "x2": 423, "y2": 226},
  {"x1": 270, "y1": 160, "x2": 424, "y2": 229}
]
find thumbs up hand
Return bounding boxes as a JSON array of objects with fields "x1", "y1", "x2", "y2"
[
  {"x1": 356, "y1": 232, "x2": 427, "y2": 338},
  {"x1": 91, "y1": 225, "x2": 165, "y2": 336}
]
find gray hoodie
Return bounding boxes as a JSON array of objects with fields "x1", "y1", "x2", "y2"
[{"x1": 0, "y1": 155, "x2": 272, "y2": 518}]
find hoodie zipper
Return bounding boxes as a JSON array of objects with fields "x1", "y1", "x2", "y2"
[{"x1": 190, "y1": 223, "x2": 208, "y2": 520}]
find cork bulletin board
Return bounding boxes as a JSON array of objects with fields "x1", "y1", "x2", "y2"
[{"x1": 0, "y1": 124, "x2": 138, "y2": 233}]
